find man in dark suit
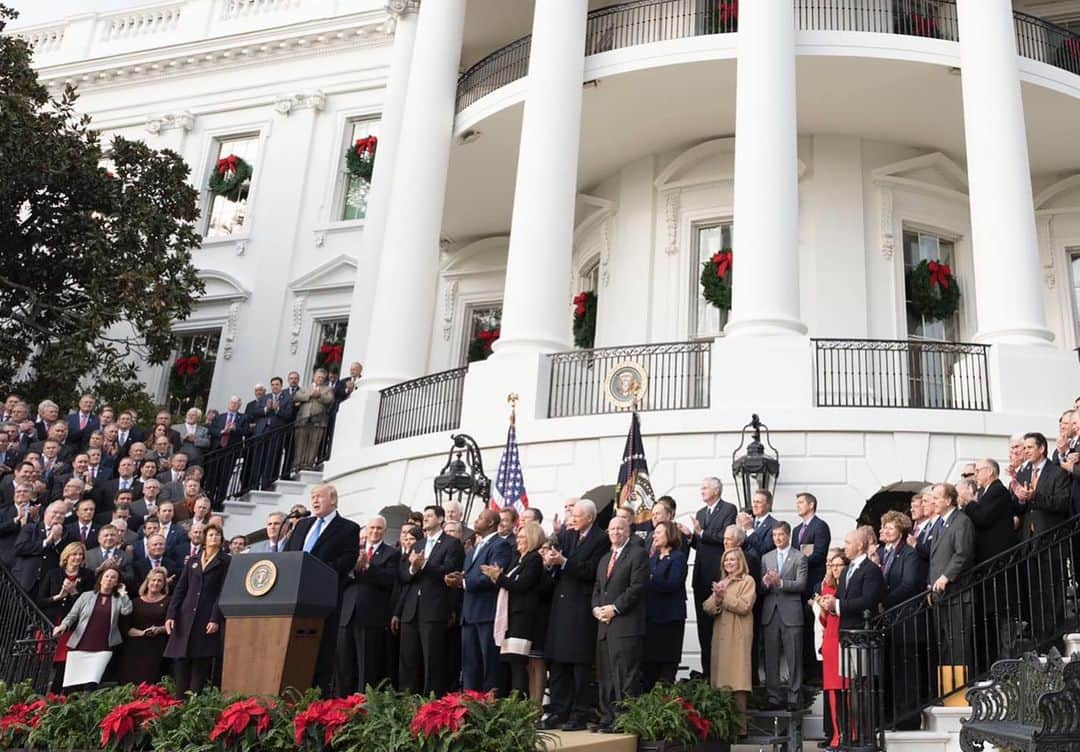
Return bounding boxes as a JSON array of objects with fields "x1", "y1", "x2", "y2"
[
  {"x1": 337, "y1": 515, "x2": 400, "y2": 694},
  {"x1": 63, "y1": 498, "x2": 100, "y2": 549},
  {"x1": 760, "y1": 521, "x2": 807, "y2": 709},
  {"x1": 744, "y1": 489, "x2": 778, "y2": 557},
  {"x1": 968, "y1": 459, "x2": 1020, "y2": 565},
  {"x1": 927, "y1": 483, "x2": 975, "y2": 677},
  {"x1": 132, "y1": 533, "x2": 176, "y2": 583},
  {"x1": 84, "y1": 524, "x2": 136, "y2": 586},
  {"x1": 66, "y1": 395, "x2": 101, "y2": 451},
  {"x1": 591, "y1": 515, "x2": 650, "y2": 732},
  {"x1": 1013, "y1": 432, "x2": 1072, "y2": 538},
  {"x1": 113, "y1": 411, "x2": 145, "y2": 460},
  {"x1": 542, "y1": 498, "x2": 609, "y2": 731},
  {"x1": 283, "y1": 483, "x2": 361, "y2": 694},
  {"x1": 684, "y1": 477, "x2": 737, "y2": 682},
  {"x1": 209, "y1": 396, "x2": 249, "y2": 450},
  {"x1": 397, "y1": 505, "x2": 466, "y2": 697},
  {"x1": 13, "y1": 501, "x2": 71, "y2": 593},
  {"x1": 94, "y1": 456, "x2": 142, "y2": 523},
  {"x1": 247, "y1": 378, "x2": 293, "y2": 490},
  {"x1": 446, "y1": 509, "x2": 513, "y2": 693},
  {"x1": 792, "y1": 491, "x2": 830, "y2": 682}
]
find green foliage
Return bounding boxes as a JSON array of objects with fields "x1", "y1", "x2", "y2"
[
  {"x1": 0, "y1": 4, "x2": 204, "y2": 399},
  {"x1": 700, "y1": 251, "x2": 732, "y2": 312},
  {"x1": 27, "y1": 684, "x2": 135, "y2": 751},
  {"x1": 148, "y1": 686, "x2": 228, "y2": 752},
  {"x1": 672, "y1": 678, "x2": 740, "y2": 742},
  {"x1": 0, "y1": 679, "x2": 35, "y2": 715},
  {"x1": 442, "y1": 692, "x2": 548, "y2": 752},
  {"x1": 207, "y1": 155, "x2": 252, "y2": 200},
  {"x1": 614, "y1": 684, "x2": 699, "y2": 744},
  {"x1": 906, "y1": 259, "x2": 960, "y2": 323},
  {"x1": 331, "y1": 686, "x2": 418, "y2": 752},
  {"x1": 572, "y1": 291, "x2": 597, "y2": 349}
]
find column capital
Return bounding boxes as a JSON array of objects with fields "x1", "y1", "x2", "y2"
[{"x1": 386, "y1": 0, "x2": 419, "y2": 18}]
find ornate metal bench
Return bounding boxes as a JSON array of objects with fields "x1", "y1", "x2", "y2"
[{"x1": 960, "y1": 649, "x2": 1080, "y2": 752}]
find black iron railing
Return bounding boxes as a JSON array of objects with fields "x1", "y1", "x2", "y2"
[
  {"x1": 375, "y1": 367, "x2": 467, "y2": 444},
  {"x1": 812, "y1": 338, "x2": 990, "y2": 411},
  {"x1": 0, "y1": 563, "x2": 56, "y2": 694},
  {"x1": 839, "y1": 514, "x2": 1080, "y2": 744},
  {"x1": 797, "y1": 0, "x2": 957, "y2": 39},
  {"x1": 1015, "y1": 11, "x2": 1080, "y2": 77},
  {"x1": 547, "y1": 340, "x2": 711, "y2": 418}
]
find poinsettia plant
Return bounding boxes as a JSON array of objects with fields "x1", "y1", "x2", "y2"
[
  {"x1": 330, "y1": 686, "x2": 418, "y2": 752},
  {"x1": 906, "y1": 258, "x2": 960, "y2": 322},
  {"x1": 293, "y1": 693, "x2": 366, "y2": 750},
  {"x1": 27, "y1": 684, "x2": 134, "y2": 752},
  {"x1": 410, "y1": 690, "x2": 547, "y2": 752},
  {"x1": 700, "y1": 249, "x2": 733, "y2": 312},
  {"x1": 210, "y1": 696, "x2": 277, "y2": 750},
  {"x1": 100, "y1": 690, "x2": 182, "y2": 751},
  {"x1": 614, "y1": 682, "x2": 734, "y2": 744},
  {"x1": 672, "y1": 678, "x2": 740, "y2": 741},
  {"x1": 345, "y1": 135, "x2": 378, "y2": 182},
  {"x1": 572, "y1": 291, "x2": 597, "y2": 349}
]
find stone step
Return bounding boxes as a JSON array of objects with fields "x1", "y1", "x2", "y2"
[
  {"x1": 273, "y1": 479, "x2": 307, "y2": 496},
  {"x1": 296, "y1": 469, "x2": 324, "y2": 485},
  {"x1": 222, "y1": 499, "x2": 258, "y2": 517},
  {"x1": 248, "y1": 489, "x2": 284, "y2": 506},
  {"x1": 883, "y1": 730, "x2": 952, "y2": 752}
]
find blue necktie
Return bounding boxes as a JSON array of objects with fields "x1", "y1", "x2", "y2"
[{"x1": 303, "y1": 517, "x2": 325, "y2": 553}]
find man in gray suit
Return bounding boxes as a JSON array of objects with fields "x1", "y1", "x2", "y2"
[
  {"x1": 172, "y1": 408, "x2": 211, "y2": 466},
  {"x1": 84, "y1": 524, "x2": 136, "y2": 587},
  {"x1": 592, "y1": 515, "x2": 650, "y2": 732},
  {"x1": 928, "y1": 482, "x2": 974, "y2": 674},
  {"x1": 247, "y1": 511, "x2": 287, "y2": 553},
  {"x1": 760, "y1": 521, "x2": 807, "y2": 710}
]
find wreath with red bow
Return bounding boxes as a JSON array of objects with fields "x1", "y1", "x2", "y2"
[
  {"x1": 345, "y1": 136, "x2": 378, "y2": 182},
  {"x1": 208, "y1": 154, "x2": 253, "y2": 200},
  {"x1": 314, "y1": 341, "x2": 344, "y2": 371},
  {"x1": 573, "y1": 291, "x2": 597, "y2": 349},
  {"x1": 700, "y1": 250, "x2": 733, "y2": 311},
  {"x1": 467, "y1": 327, "x2": 500, "y2": 362},
  {"x1": 906, "y1": 259, "x2": 960, "y2": 322}
]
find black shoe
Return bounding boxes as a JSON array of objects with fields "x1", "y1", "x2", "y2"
[
  {"x1": 593, "y1": 724, "x2": 614, "y2": 734},
  {"x1": 817, "y1": 742, "x2": 830, "y2": 749},
  {"x1": 540, "y1": 716, "x2": 565, "y2": 730},
  {"x1": 562, "y1": 720, "x2": 587, "y2": 732}
]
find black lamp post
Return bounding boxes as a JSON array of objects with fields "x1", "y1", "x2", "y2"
[
  {"x1": 731, "y1": 414, "x2": 780, "y2": 513},
  {"x1": 433, "y1": 433, "x2": 490, "y2": 524}
]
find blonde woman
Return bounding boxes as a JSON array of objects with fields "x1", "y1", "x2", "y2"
[
  {"x1": 116, "y1": 566, "x2": 171, "y2": 684},
  {"x1": 702, "y1": 547, "x2": 756, "y2": 735},
  {"x1": 37, "y1": 542, "x2": 94, "y2": 692},
  {"x1": 52, "y1": 563, "x2": 132, "y2": 690}
]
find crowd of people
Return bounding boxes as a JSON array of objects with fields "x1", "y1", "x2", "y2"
[{"x1": 3, "y1": 385, "x2": 1079, "y2": 745}]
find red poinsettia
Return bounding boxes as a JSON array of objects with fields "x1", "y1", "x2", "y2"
[
  {"x1": 293, "y1": 694, "x2": 367, "y2": 747},
  {"x1": 210, "y1": 697, "x2": 275, "y2": 746},
  {"x1": 677, "y1": 698, "x2": 713, "y2": 741},
  {"x1": 0, "y1": 695, "x2": 59, "y2": 743},
  {"x1": 216, "y1": 154, "x2": 240, "y2": 176},
  {"x1": 173, "y1": 355, "x2": 200, "y2": 377},
  {"x1": 410, "y1": 690, "x2": 492, "y2": 739},
  {"x1": 910, "y1": 12, "x2": 936, "y2": 37},
  {"x1": 1067, "y1": 37, "x2": 1080, "y2": 58},
  {"x1": 717, "y1": 0, "x2": 737, "y2": 24},
  {"x1": 711, "y1": 250, "x2": 732, "y2": 279},
  {"x1": 927, "y1": 260, "x2": 952, "y2": 289},
  {"x1": 133, "y1": 683, "x2": 173, "y2": 703},
  {"x1": 100, "y1": 696, "x2": 181, "y2": 749}
]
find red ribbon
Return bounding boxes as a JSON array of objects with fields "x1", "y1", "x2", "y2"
[
  {"x1": 319, "y1": 343, "x2": 344, "y2": 366},
  {"x1": 711, "y1": 251, "x2": 733, "y2": 280},
  {"x1": 476, "y1": 328, "x2": 500, "y2": 354},
  {"x1": 174, "y1": 356, "x2": 200, "y2": 377},
  {"x1": 1066, "y1": 38, "x2": 1080, "y2": 58},
  {"x1": 355, "y1": 136, "x2": 378, "y2": 158},
  {"x1": 927, "y1": 260, "x2": 951, "y2": 289},
  {"x1": 911, "y1": 13, "x2": 936, "y2": 37},
  {"x1": 717, "y1": 0, "x2": 738, "y2": 24},
  {"x1": 216, "y1": 154, "x2": 239, "y2": 176},
  {"x1": 573, "y1": 292, "x2": 590, "y2": 319}
]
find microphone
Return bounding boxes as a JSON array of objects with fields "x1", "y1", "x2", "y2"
[{"x1": 286, "y1": 509, "x2": 311, "y2": 520}]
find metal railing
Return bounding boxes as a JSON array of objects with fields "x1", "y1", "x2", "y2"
[
  {"x1": 547, "y1": 340, "x2": 711, "y2": 418},
  {"x1": 812, "y1": 338, "x2": 990, "y2": 411},
  {"x1": 838, "y1": 513, "x2": 1080, "y2": 743},
  {"x1": 375, "y1": 367, "x2": 467, "y2": 444},
  {"x1": 0, "y1": 563, "x2": 56, "y2": 694},
  {"x1": 797, "y1": 0, "x2": 957, "y2": 39},
  {"x1": 1015, "y1": 11, "x2": 1080, "y2": 77}
]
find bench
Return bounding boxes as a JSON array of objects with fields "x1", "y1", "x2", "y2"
[{"x1": 959, "y1": 649, "x2": 1080, "y2": 752}]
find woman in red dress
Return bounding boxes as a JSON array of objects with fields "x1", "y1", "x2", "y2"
[{"x1": 814, "y1": 549, "x2": 850, "y2": 751}]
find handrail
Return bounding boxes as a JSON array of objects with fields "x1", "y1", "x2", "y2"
[
  {"x1": 0, "y1": 561, "x2": 57, "y2": 694},
  {"x1": 375, "y1": 367, "x2": 467, "y2": 444}
]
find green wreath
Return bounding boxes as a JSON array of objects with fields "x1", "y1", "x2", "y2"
[
  {"x1": 700, "y1": 250, "x2": 732, "y2": 311},
  {"x1": 573, "y1": 291, "x2": 597, "y2": 349},
  {"x1": 906, "y1": 259, "x2": 960, "y2": 322},
  {"x1": 345, "y1": 136, "x2": 378, "y2": 182},
  {"x1": 208, "y1": 154, "x2": 252, "y2": 200},
  {"x1": 468, "y1": 327, "x2": 499, "y2": 362}
]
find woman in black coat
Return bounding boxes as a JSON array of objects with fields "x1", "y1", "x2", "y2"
[
  {"x1": 485, "y1": 521, "x2": 546, "y2": 699},
  {"x1": 643, "y1": 521, "x2": 688, "y2": 689},
  {"x1": 37, "y1": 542, "x2": 95, "y2": 692},
  {"x1": 164, "y1": 523, "x2": 231, "y2": 697}
]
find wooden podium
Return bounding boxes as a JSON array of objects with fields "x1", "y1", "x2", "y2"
[{"x1": 218, "y1": 552, "x2": 338, "y2": 696}]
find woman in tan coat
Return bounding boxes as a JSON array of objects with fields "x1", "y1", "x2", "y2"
[
  {"x1": 292, "y1": 368, "x2": 335, "y2": 471},
  {"x1": 703, "y1": 547, "x2": 756, "y2": 734}
]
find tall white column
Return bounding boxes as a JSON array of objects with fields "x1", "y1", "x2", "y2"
[
  {"x1": 956, "y1": 0, "x2": 1053, "y2": 344},
  {"x1": 342, "y1": 2, "x2": 420, "y2": 366},
  {"x1": 726, "y1": 0, "x2": 806, "y2": 337},
  {"x1": 359, "y1": 0, "x2": 467, "y2": 390},
  {"x1": 492, "y1": 0, "x2": 589, "y2": 356}
]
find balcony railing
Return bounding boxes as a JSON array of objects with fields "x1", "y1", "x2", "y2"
[
  {"x1": 0, "y1": 563, "x2": 56, "y2": 694},
  {"x1": 375, "y1": 367, "x2": 467, "y2": 444},
  {"x1": 456, "y1": 0, "x2": 1080, "y2": 114},
  {"x1": 547, "y1": 340, "x2": 711, "y2": 419},
  {"x1": 812, "y1": 338, "x2": 990, "y2": 411}
]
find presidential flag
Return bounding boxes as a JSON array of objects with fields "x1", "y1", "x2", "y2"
[
  {"x1": 616, "y1": 410, "x2": 655, "y2": 526},
  {"x1": 491, "y1": 411, "x2": 529, "y2": 514}
]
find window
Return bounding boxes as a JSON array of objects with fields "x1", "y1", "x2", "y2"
[
  {"x1": 691, "y1": 222, "x2": 733, "y2": 338},
  {"x1": 205, "y1": 135, "x2": 258, "y2": 238},
  {"x1": 902, "y1": 228, "x2": 957, "y2": 408},
  {"x1": 312, "y1": 319, "x2": 349, "y2": 376},
  {"x1": 580, "y1": 259, "x2": 600, "y2": 293},
  {"x1": 340, "y1": 119, "x2": 380, "y2": 221},
  {"x1": 1069, "y1": 250, "x2": 1080, "y2": 340},
  {"x1": 463, "y1": 304, "x2": 502, "y2": 364},
  {"x1": 167, "y1": 330, "x2": 221, "y2": 416}
]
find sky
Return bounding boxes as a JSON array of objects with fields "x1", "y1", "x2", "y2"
[{"x1": 6, "y1": 0, "x2": 151, "y2": 28}]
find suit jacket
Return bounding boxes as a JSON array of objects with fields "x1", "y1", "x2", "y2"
[
  {"x1": 65, "y1": 413, "x2": 101, "y2": 449},
  {"x1": 791, "y1": 515, "x2": 831, "y2": 595},
  {"x1": 965, "y1": 479, "x2": 1019, "y2": 563},
  {"x1": 882, "y1": 542, "x2": 927, "y2": 609},
  {"x1": 63, "y1": 521, "x2": 101, "y2": 549},
  {"x1": 283, "y1": 513, "x2": 361, "y2": 586},
  {"x1": 114, "y1": 427, "x2": 145, "y2": 459},
  {"x1": 689, "y1": 499, "x2": 738, "y2": 591},
  {"x1": 1014, "y1": 461, "x2": 1072, "y2": 538},
  {"x1": 494, "y1": 550, "x2": 545, "y2": 642},
  {"x1": 246, "y1": 539, "x2": 286, "y2": 553},
  {"x1": 397, "y1": 533, "x2": 466, "y2": 624},
  {"x1": 85, "y1": 546, "x2": 135, "y2": 583},
  {"x1": 294, "y1": 385, "x2": 335, "y2": 424},
  {"x1": 928, "y1": 508, "x2": 975, "y2": 588},
  {"x1": 836, "y1": 556, "x2": 885, "y2": 630},
  {"x1": 132, "y1": 555, "x2": 175, "y2": 586},
  {"x1": 58, "y1": 590, "x2": 133, "y2": 649},
  {"x1": 13, "y1": 522, "x2": 73, "y2": 592},
  {"x1": 246, "y1": 393, "x2": 293, "y2": 434},
  {"x1": 0, "y1": 503, "x2": 22, "y2": 569},
  {"x1": 172, "y1": 424, "x2": 211, "y2": 465},
  {"x1": 646, "y1": 549, "x2": 688, "y2": 624},
  {"x1": 759, "y1": 547, "x2": 807, "y2": 627},
  {"x1": 744, "y1": 514, "x2": 778, "y2": 557},
  {"x1": 545, "y1": 523, "x2": 610, "y2": 664},
  {"x1": 340, "y1": 541, "x2": 401, "y2": 628},
  {"x1": 333, "y1": 377, "x2": 358, "y2": 407},
  {"x1": 461, "y1": 534, "x2": 513, "y2": 624},
  {"x1": 93, "y1": 477, "x2": 143, "y2": 522},
  {"x1": 592, "y1": 543, "x2": 650, "y2": 640},
  {"x1": 209, "y1": 411, "x2": 249, "y2": 450}
]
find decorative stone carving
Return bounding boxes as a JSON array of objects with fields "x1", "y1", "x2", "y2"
[
  {"x1": 235, "y1": 240, "x2": 247, "y2": 256},
  {"x1": 290, "y1": 296, "x2": 306, "y2": 354},
  {"x1": 441, "y1": 279, "x2": 458, "y2": 341},
  {"x1": 1045, "y1": 268, "x2": 1057, "y2": 289},
  {"x1": 314, "y1": 232, "x2": 326, "y2": 248},
  {"x1": 274, "y1": 91, "x2": 325, "y2": 116},
  {"x1": 600, "y1": 218, "x2": 611, "y2": 288},
  {"x1": 664, "y1": 191, "x2": 680, "y2": 255},
  {"x1": 386, "y1": 0, "x2": 419, "y2": 15},
  {"x1": 144, "y1": 110, "x2": 194, "y2": 135},
  {"x1": 223, "y1": 302, "x2": 240, "y2": 359},
  {"x1": 879, "y1": 185, "x2": 895, "y2": 260}
]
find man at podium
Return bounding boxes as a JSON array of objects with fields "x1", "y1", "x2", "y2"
[{"x1": 283, "y1": 483, "x2": 360, "y2": 693}]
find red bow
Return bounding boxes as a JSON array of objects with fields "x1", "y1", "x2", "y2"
[
  {"x1": 573, "y1": 292, "x2": 590, "y2": 318},
  {"x1": 476, "y1": 329, "x2": 500, "y2": 354},
  {"x1": 911, "y1": 13, "x2": 936, "y2": 37},
  {"x1": 174, "y1": 356, "x2": 200, "y2": 377},
  {"x1": 216, "y1": 154, "x2": 239, "y2": 176},
  {"x1": 355, "y1": 136, "x2": 378, "y2": 158},
  {"x1": 319, "y1": 343, "x2": 343, "y2": 366},
  {"x1": 711, "y1": 250, "x2": 733, "y2": 279},
  {"x1": 1066, "y1": 38, "x2": 1080, "y2": 58},
  {"x1": 928, "y1": 261, "x2": 951, "y2": 289},
  {"x1": 718, "y1": 0, "x2": 738, "y2": 24}
]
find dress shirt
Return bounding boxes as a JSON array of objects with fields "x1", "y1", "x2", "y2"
[
  {"x1": 834, "y1": 553, "x2": 868, "y2": 614},
  {"x1": 302, "y1": 510, "x2": 337, "y2": 551},
  {"x1": 776, "y1": 545, "x2": 791, "y2": 574}
]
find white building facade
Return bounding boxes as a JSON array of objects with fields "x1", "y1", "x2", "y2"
[{"x1": 13, "y1": 0, "x2": 1080, "y2": 538}]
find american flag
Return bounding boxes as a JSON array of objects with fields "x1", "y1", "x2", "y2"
[{"x1": 491, "y1": 418, "x2": 529, "y2": 513}]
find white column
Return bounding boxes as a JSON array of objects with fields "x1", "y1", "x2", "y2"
[
  {"x1": 956, "y1": 0, "x2": 1053, "y2": 344},
  {"x1": 342, "y1": 2, "x2": 420, "y2": 366},
  {"x1": 726, "y1": 0, "x2": 806, "y2": 337},
  {"x1": 492, "y1": 0, "x2": 588, "y2": 356},
  {"x1": 359, "y1": 0, "x2": 467, "y2": 390}
]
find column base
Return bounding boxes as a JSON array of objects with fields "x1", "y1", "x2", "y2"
[
  {"x1": 460, "y1": 350, "x2": 550, "y2": 432},
  {"x1": 723, "y1": 316, "x2": 808, "y2": 337},
  {"x1": 974, "y1": 326, "x2": 1055, "y2": 346},
  {"x1": 490, "y1": 337, "x2": 568, "y2": 358}
]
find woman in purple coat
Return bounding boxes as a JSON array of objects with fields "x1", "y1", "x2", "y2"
[{"x1": 164, "y1": 523, "x2": 230, "y2": 697}]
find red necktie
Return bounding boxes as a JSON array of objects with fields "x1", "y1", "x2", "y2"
[
  {"x1": 606, "y1": 549, "x2": 618, "y2": 578},
  {"x1": 79, "y1": 413, "x2": 87, "y2": 430}
]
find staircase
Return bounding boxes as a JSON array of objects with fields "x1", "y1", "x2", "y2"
[{"x1": 221, "y1": 469, "x2": 324, "y2": 538}]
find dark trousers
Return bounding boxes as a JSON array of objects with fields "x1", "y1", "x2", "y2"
[
  {"x1": 461, "y1": 620, "x2": 499, "y2": 692},
  {"x1": 505, "y1": 657, "x2": 529, "y2": 698},
  {"x1": 548, "y1": 660, "x2": 593, "y2": 723},
  {"x1": 399, "y1": 620, "x2": 449, "y2": 697},
  {"x1": 802, "y1": 602, "x2": 822, "y2": 683},
  {"x1": 173, "y1": 657, "x2": 214, "y2": 697},
  {"x1": 446, "y1": 624, "x2": 462, "y2": 691},
  {"x1": 641, "y1": 661, "x2": 678, "y2": 690},
  {"x1": 598, "y1": 635, "x2": 642, "y2": 726},
  {"x1": 692, "y1": 588, "x2": 713, "y2": 680},
  {"x1": 314, "y1": 612, "x2": 341, "y2": 695},
  {"x1": 336, "y1": 622, "x2": 388, "y2": 695}
]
